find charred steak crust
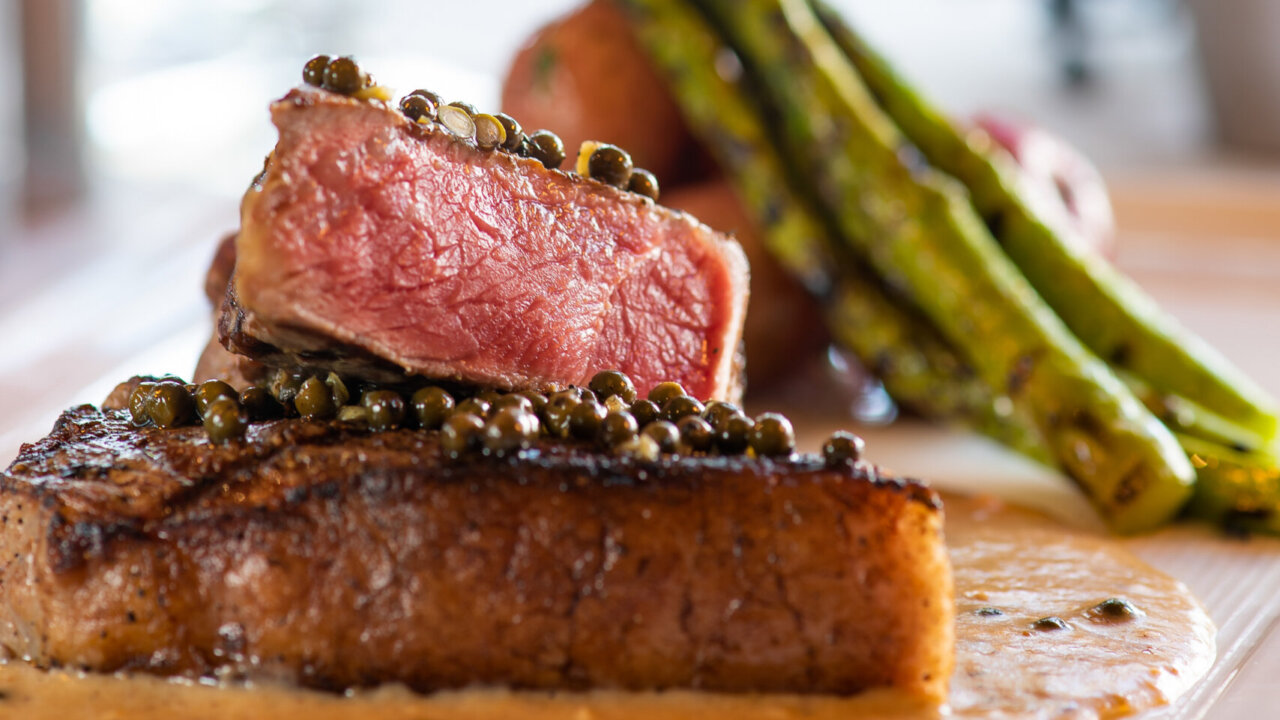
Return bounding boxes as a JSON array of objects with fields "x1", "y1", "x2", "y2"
[
  {"x1": 218, "y1": 284, "x2": 427, "y2": 385},
  {"x1": 229, "y1": 87, "x2": 749, "y2": 401},
  {"x1": 0, "y1": 406, "x2": 952, "y2": 699}
]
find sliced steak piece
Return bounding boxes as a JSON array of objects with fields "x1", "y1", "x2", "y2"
[
  {"x1": 227, "y1": 87, "x2": 749, "y2": 401},
  {"x1": 0, "y1": 403, "x2": 952, "y2": 700}
]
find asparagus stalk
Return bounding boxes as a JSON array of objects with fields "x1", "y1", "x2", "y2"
[
  {"x1": 815, "y1": 2, "x2": 1279, "y2": 443},
  {"x1": 698, "y1": 0, "x2": 1193, "y2": 532},
  {"x1": 1180, "y1": 434, "x2": 1280, "y2": 535},
  {"x1": 1120, "y1": 369, "x2": 1275, "y2": 457},
  {"x1": 615, "y1": 0, "x2": 1052, "y2": 462},
  {"x1": 824, "y1": 282, "x2": 1052, "y2": 463}
]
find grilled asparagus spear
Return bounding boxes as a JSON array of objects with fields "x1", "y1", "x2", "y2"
[
  {"x1": 1121, "y1": 369, "x2": 1274, "y2": 457},
  {"x1": 697, "y1": 0, "x2": 1193, "y2": 531},
  {"x1": 815, "y1": 2, "x2": 1279, "y2": 444},
  {"x1": 1181, "y1": 434, "x2": 1280, "y2": 535},
  {"x1": 823, "y1": 282, "x2": 1052, "y2": 463},
  {"x1": 615, "y1": 0, "x2": 1051, "y2": 461}
]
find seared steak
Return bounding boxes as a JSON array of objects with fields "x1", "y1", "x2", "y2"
[
  {"x1": 0, "y1": 404, "x2": 952, "y2": 699},
  {"x1": 193, "y1": 233, "x2": 268, "y2": 390},
  {"x1": 225, "y1": 87, "x2": 749, "y2": 401}
]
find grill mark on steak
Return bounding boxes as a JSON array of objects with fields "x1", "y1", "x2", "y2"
[
  {"x1": 0, "y1": 405, "x2": 950, "y2": 699},
  {"x1": 226, "y1": 87, "x2": 749, "y2": 401}
]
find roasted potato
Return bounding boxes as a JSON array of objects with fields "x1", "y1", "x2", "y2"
[{"x1": 501, "y1": 0, "x2": 702, "y2": 184}]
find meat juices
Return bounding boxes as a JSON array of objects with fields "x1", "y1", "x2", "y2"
[
  {"x1": 225, "y1": 87, "x2": 749, "y2": 402},
  {"x1": 0, "y1": 403, "x2": 952, "y2": 700}
]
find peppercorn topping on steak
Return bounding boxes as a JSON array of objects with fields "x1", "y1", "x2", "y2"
[
  {"x1": 0, "y1": 376, "x2": 953, "y2": 702},
  {"x1": 226, "y1": 82, "x2": 749, "y2": 402}
]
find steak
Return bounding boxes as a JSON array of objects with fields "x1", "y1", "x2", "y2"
[
  {"x1": 0, "y1": 401, "x2": 952, "y2": 700},
  {"x1": 224, "y1": 87, "x2": 749, "y2": 401},
  {"x1": 195, "y1": 233, "x2": 268, "y2": 390}
]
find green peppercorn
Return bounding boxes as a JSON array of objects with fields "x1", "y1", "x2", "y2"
[
  {"x1": 1032, "y1": 617, "x2": 1070, "y2": 632},
  {"x1": 677, "y1": 415, "x2": 714, "y2": 452},
  {"x1": 302, "y1": 55, "x2": 330, "y2": 87},
  {"x1": 599, "y1": 410, "x2": 639, "y2": 448},
  {"x1": 661, "y1": 395, "x2": 704, "y2": 423},
  {"x1": 473, "y1": 113, "x2": 506, "y2": 150},
  {"x1": 627, "y1": 168, "x2": 660, "y2": 202},
  {"x1": 400, "y1": 93, "x2": 437, "y2": 123},
  {"x1": 630, "y1": 399, "x2": 660, "y2": 428},
  {"x1": 647, "y1": 381, "x2": 685, "y2": 407},
  {"x1": 492, "y1": 394, "x2": 534, "y2": 414},
  {"x1": 546, "y1": 388, "x2": 581, "y2": 405},
  {"x1": 716, "y1": 412, "x2": 753, "y2": 454},
  {"x1": 587, "y1": 144, "x2": 633, "y2": 188},
  {"x1": 455, "y1": 397, "x2": 491, "y2": 419},
  {"x1": 294, "y1": 376, "x2": 336, "y2": 419},
  {"x1": 642, "y1": 420, "x2": 680, "y2": 454},
  {"x1": 484, "y1": 407, "x2": 540, "y2": 454},
  {"x1": 325, "y1": 373, "x2": 350, "y2": 406},
  {"x1": 322, "y1": 56, "x2": 364, "y2": 95},
  {"x1": 542, "y1": 391, "x2": 581, "y2": 437},
  {"x1": 573, "y1": 386, "x2": 597, "y2": 402},
  {"x1": 1089, "y1": 598, "x2": 1141, "y2": 623},
  {"x1": 702, "y1": 400, "x2": 743, "y2": 433},
  {"x1": 448, "y1": 100, "x2": 479, "y2": 116},
  {"x1": 974, "y1": 607, "x2": 1004, "y2": 617},
  {"x1": 129, "y1": 382, "x2": 157, "y2": 425},
  {"x1": 147, "y1": 381, "x2": 195, "y2": 429},
  {"x1": 362, "y1": 390, "x2": 406, "y2": 431},
  {"x1": 527, "y1": 130, "x2": 566, "y2": 170},
  {"x1": 194, "y1": 380, "x2": 236, "y2": 418},
  {"x1": 568, "y1": 399, "x2": 607, "y2": 441},
  {"x1": 203, "y1": 397, "x2": 246, "y2": 444},
  {"x1": 519, "y1": 407, "x2": 543, "y2": 438},
  {"x1": 823, "y1": 431, "x2": 865, "y2": 468},
  {"x1": 750, "y1": 413, "x2": 795, "y2": 457},
  {"x1": 441, "y1": 412, "x2": 484, "y2": 458},
  {"x1": 519, "y1": 391, "x2": 548, "y2": 416},
  {"x1": 494, "y1": 112, "x2": 523, "y2": 151},
  {"x1": 477, "y1": 390, "x2": 504, "y2": 405},
  {"x1": 406, "y1": 88, "x2": 443, "y2": 107},
  {"x1": 239, "y1": 386, "x2": 283, "y2": 421},
  {"x1": 589, "y1": 370, "x2": 638, "y2": 404},
  {"x1": 411, "y1": 387, "x2": 454, "y2": 429},
  {"x1": 438, "y1": 104, "x2": 476, "y2": 140}
]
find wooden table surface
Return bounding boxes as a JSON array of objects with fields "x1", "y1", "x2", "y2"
[{"x1": 1, "y1": 168, "x2": 1279, "y2": 717}]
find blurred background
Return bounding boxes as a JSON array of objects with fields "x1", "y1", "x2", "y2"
[{"x1": 7, "y1": 0, "x2": 1280, "y2": 229}]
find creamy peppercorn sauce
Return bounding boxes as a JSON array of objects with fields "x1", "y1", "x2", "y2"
[{"x1": 0, "y1": 493, "x2": 1213, "y2": 719}]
